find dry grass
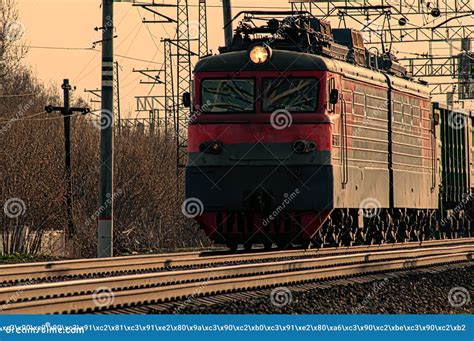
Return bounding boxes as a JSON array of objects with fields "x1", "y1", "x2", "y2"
[
  {"x1": 1, "y1": 0, "x2": 210, "y2": 258},
  {"x1": 2, "y1": 109, "x2": 211, "y2": 258}
]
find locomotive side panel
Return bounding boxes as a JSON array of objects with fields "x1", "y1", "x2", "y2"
[
  {"x1": 184, "y1": 12, "x2": 473, "y2": 247},
  {"x1": 471, "y1": 113, "x2": 474, "y2": 223},
  {"x1": 390, "y1": 79, "x2": 438, "y2": 209},
  {"x1": 471, "y1": 113, "x2": 474, "y2": 191},
  {"x1": 332, "y1": 72, "x2": 390, "y2": 209}
]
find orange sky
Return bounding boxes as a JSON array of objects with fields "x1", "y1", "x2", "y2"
[
  {"x1": 15, "y1": 0, "x2": 468, "y2": 116},
  {"x1": 17, "y1": 0, "x2": 292, "y2": 117}
]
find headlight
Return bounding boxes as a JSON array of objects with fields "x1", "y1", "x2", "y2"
[
  {"x1": 199, "y1": 140, "x2": 223, "y2": 154},
  {"x1": 248, "y1": 45, "x2": 272, "y2": 65},
  {"x1": 292, "y1": 140, "x2": 317, "y2": 154}
]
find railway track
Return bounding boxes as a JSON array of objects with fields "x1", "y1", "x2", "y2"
[
  {"x1": 1, "y1": 238, "x2": 473, "y2": 286},
  {"x1": 0, "y1": 239, "x2": 472, "y2": 314}
]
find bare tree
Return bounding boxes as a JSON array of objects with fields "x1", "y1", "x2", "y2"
[{"x1": 0, "y1": 0, "x2": 209, "y2": 258}]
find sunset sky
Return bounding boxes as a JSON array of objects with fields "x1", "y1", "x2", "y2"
[{"x1": 14, "y1": 0, "x2": 469, "y2": 116}]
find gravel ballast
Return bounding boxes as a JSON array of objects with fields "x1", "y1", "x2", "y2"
[{"x1": 164, "y1": 265, "x2": 473, "y2": 314}]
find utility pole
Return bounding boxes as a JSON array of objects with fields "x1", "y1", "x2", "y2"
[
  {"x1": 61, "y1": 80, "x2": 73, "y2": 239},
  {"x1": 45, "y1": 79, "x2": 90, "y2": 240},
  {"x1": 84, "y1": 62, "x2": 121, "y2": 131},
  {"x1": 222, "y1": 0, "x2": 232, "y2": 46},
  {"x1": 163, "y1": 39, "x2": 175, "y2": 140},
  {"x1": 198, "y1": 0, "x2": 209, "y2": 57},
  {"x1": 175, "y1": 0, "x2": 194, "y2": 180},
  {"x1": 114, "y1": 61, "x2": 122, "y2": 133},
  {"x1": 98, "y1": 0, "x2": 114, "y2": 258},
  {"x1": 84, "y1": 88, "x2": 102, "y2": 112}
]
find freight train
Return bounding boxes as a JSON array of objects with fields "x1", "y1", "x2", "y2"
[{"x1": 184, "y1": 12, "x2": 474, "y2": 250}]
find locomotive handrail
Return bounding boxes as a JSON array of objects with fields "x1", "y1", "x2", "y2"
[
  {"x1": 430, "y1": 119, "x2": 437, "y2": 191},
  {"x1": 341, "y1": 96, "x2": 349, "y2": 188},
  {"x1": 222, "y1": 10, "x2": 313, "y2": 29}
]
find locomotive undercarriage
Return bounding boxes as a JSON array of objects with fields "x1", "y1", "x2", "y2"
[
  {"x1": 310, "y1": 208, "x2": 474, "y2": 249},
  {"x1": 222, "y1": 207, "x2": 473, "y2": 251},
  {"x1": 224, "y1": 208, "x2": 474, "y2": 250}
]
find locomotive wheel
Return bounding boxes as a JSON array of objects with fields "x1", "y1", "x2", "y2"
[
  {"x1": 243, "y1": 241, "x2": 253, "y2": 251},
  {"x1": 263, "y1": 242, "x2": 273, "y2": 250},
  {"x1": 223, "y1": 209, "x2": 472, "y2": 252},
  {"x1": 310, "y1": 237, "x2": 322, "y2": 249},
  {"x1": 276, "y1": 241, "x2": 289, "y2": 250},
  {"x1": 300, "y1": 241, "x2": 311, "y2": 249},
  {"x1": 226, "y1": 243, "x2": 238, "y2": 252}
]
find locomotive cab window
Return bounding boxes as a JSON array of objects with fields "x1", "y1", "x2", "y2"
[
  {"x1": 200, "y1": 79, "x2": 255, "y2": 113},
  {"x1": 262, "y1": 78, "x2": 319, "y2": 112}
]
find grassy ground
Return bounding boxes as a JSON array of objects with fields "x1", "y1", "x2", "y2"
[{"x1": 0, "y1": 253, "x2": 62, "y2": 264}]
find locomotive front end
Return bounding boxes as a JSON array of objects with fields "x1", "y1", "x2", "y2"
[{"x1": 185, "y1": 48, "x2": 335, "y2": 249}]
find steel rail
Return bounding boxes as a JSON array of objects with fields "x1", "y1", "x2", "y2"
[
  {"x1": 1, "y1": 244, "x2": 472, "y2": 314},
  {"x1": 1, "y1": 238, "x2": 473, "y2": 284}
]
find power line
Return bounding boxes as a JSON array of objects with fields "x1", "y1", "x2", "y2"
[
  {"x1": 75, "y1": 6, "x2": 145, "y2": 84},
  {"x1": 0, "y1": 92, "x2": 38, "y2": 98},
  {"x1": 136, "y1": 7, "x2": 162, "y2": 52},
  {"x1": 13, "y1": 44, "x2": 162, "y2": 64},
  {"x1": 74, "y1": 52, "x2": 99, "y2": 82},
  {"x1": 0, "y1": 111, "x2": 46, "y2": 122},
  {"x1": 0, "y1": 111, "x2": 91, "y2": 123},
  {"x1": 26, "y1": 46, "x2": 93, "y2": 51},
  {"x1": 130, "y1": 1, "x2": 289, "y2": 9},
  {"x1": 0, "y1": 111, "x2": 60, "y2": 122},
  {"x1": 190, "y1": 4, "x2": 289, "y2": 9}
]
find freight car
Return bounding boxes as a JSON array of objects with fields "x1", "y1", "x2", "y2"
[
  {"x1": 184, "y1": 12, "x2": 474, "y2": 250},
  {"x1": 434, "y1": 103, "x2": 473, "y2": 236}
]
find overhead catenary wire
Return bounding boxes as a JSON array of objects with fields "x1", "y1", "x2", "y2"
[
  {"x1": 0, "y1": 111, "x2": 47, "y2": 122},
  {"x1": 0, "y1": 111, "x2": 87, "y2": 123},
  {"x1": 74, "y1": 2, "x2": 139, "y2": 82},
  {"x1": 0, "y1": 92, "x2": 38, "y2": 98},
  {"x1": 129, "y1": 1, "x2": 289, "y2": 10},
  {"x1": 13, "y1": 44, "x2": 163, "y2": 65}
]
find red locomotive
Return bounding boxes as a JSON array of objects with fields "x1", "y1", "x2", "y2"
[{"x1": 184, "y1": 12, "x2": 474, "y2": 250}]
